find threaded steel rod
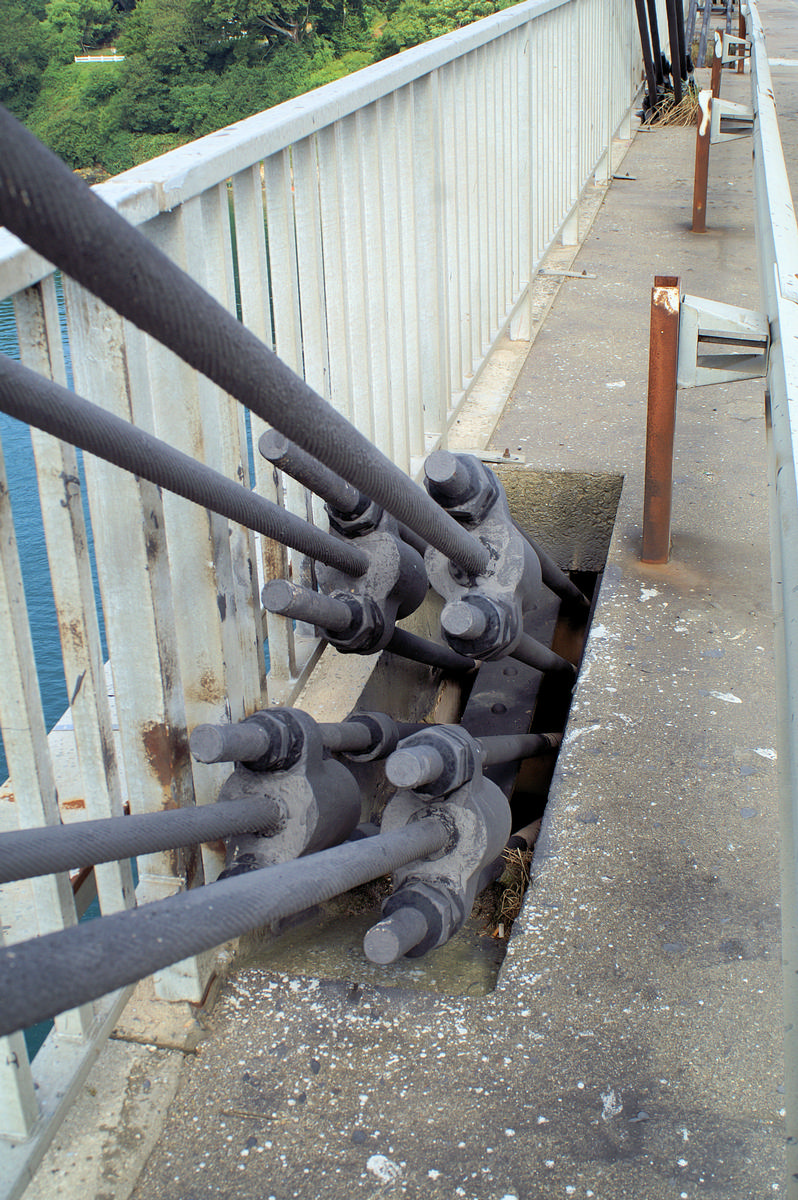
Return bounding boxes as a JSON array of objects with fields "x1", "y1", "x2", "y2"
[
  {"x1": 259, "y1": 431, "x2": 360, "y2": 512},
  {"x1": 386, "y1": 628, "x2": 475, "y2": 672},
  {"x1": 0, "y1": 819, "x2": 449, "y2": 1039},
  {"x1": 515, "y1": 526, "x2": 589, "y2": 611},
  {"x1": 512, "y1": 634, "x2": 577, "y2": 676},
  {"x1": 189, "y1": 721, "x2": 275, "y2": 765},
  {"x1": 0, "y1": 796, "x2": 283, "y2": 884},
  {"x1": 263, "y1": 579, "x2": 475, "y2": 672},
  {"x1": 0, "y1": 355, "x2": 369, "y2": 578},
  {"x1": 317, "y1": 718, "x2": 426, "y2": 756},
  {"x1": 0, "y1": 107, "x2": 489, "y2": 577},
  {"x1": 316, "y1": 722, "x2": 375, "y2": 754},
  {"x1": 262, "y1": 578, "x2": 354, "y2": 634},
  {"x1": 479, "y1": 731, "x2": 562, "y2": 766}
]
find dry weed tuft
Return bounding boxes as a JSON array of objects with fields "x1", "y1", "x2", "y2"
[{"x1": 653, "y1": 93, "x2": 701, "y2": 127}]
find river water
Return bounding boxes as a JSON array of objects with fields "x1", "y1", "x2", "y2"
[{"x1": 0, "y1": 290, "x2": 77, "y2": 785}]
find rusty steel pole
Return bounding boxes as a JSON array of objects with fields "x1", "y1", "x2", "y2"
[
  {"x1": 738, "y1": 5, "x2": 746, "y2": 73},
  {"x1": 692, "y1": 91, "x2": 712, "y2": 232},
  {"x1": 711, "y1": 36, "x2": 723, "y2": 97},
  {"x1": 642, "y1": 277, "x2": 681, "y2": 564}
]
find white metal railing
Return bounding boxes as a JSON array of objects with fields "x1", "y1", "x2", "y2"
[
  {"x1": 0, "y1": 0, "x2": 642, "y2": 1188},
  {"x1": 747, "y1": 1, "x2": 798, "y2": 1195}
]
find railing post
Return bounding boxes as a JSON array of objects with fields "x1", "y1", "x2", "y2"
[
  {"x1": 711, "y1": 34, "x2": 723, "y2": 97},
  {"x1": 642, "y1": 276, "x2": 681, "y2": 564},
  {"x1": 692, "y1": 91, "x2": 712, "y2": 232}
]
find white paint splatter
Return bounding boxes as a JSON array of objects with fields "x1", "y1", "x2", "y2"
[
  {"x1": 366, "y1": 1155, "x2": 402, "y2": 1183},
  {"x1": 698, "y1": 90, "x2": 712, "y2": 135},
  {"x1": 708, "y1": 691, "x2": 742, "y2": 704},
  {"x1": 755, "y1": 747, "x2": 777, "y2": 760},
  {"x1": 428, "y1": 1169, "x2": 441, "y2": 1179},
  {"x1": 567, "y1": 723, "x2": 601, "y2": 741},
  {"x1": 640, "y1": 586, "x2": 660, "y2": 602},
  {"x1": 601, "y1": 1089, "x2": 623, "y2": 1120},
  {"x1": 606, "y1": 380, "x2": 626, "y2": 388}
]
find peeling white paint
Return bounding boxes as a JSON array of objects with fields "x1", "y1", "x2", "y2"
[
  {"x1": 567, "y1": 723, "x2": 601, "y2": 741},
  {"x1": 601, "y1": 1089, "x2": 623, "y2": 1120},
  {"x1": 366, "y1": 1155, "x2": 402, "y2": 1183}
]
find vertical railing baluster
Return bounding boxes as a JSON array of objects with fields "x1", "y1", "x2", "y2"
[
  {"x1": 316, "y1": 125, "x2": 354, "y2": 427},
  {"x1": 263, "y1": 148, "x2": 317, "y2": 643},
  {"x1": 393, "y1": 85, "x2": 424, "y2": 468},
  {"x1": 15, "y1": 281, "x2": 134, "y2": 917},
  {"x1": 130, "y1": 199, "x2": 257, "y2": 884},
  {"x1": 377, "y1": 93, "x2": 412, "y2": 473},
  {"x1": 230, "y1": 161, "x2": 298, "y2": 700},
  {"x1": 335, "y1": 113, "x2": 376, "y2": 444},
  {"x1": 412, "y1": 71, "x2": 450, "y2": 452},
  {"x1": 358, "y1": 103, "x2": 394, "y2": 459},
  {"x1": 63, "y1": 286, "x2": 206, "y2": 1001},
  {"x1": 0, "y1": 436, "x2": 92, "y2": 1034}
]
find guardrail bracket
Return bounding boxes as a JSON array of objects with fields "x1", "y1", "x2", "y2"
[
  {"x1": 677, "y1": 294, "x2": 769, "y2": 388},
  {"x1": 711, "y1": 96, "x2": 754, "y2": 144}
]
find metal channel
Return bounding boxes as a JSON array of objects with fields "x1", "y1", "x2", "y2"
[{"x1": 747, "y1": 1, "x2": 798, "y2": 1193}]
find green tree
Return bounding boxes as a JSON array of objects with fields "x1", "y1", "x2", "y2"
[
  {"x1": 44, "y1": 0, "x2": 119, "y2": 62},
  {"x1": 376, "y1": 0, "x2": 510, "y2": 57},
  {"x1": 0, "y1": 0, "x2": 49, "y2": 117}
]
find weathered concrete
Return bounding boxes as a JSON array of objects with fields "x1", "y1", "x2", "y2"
[{"x1": 26, "y1": 9, "x2": 795, "y2": 1197}]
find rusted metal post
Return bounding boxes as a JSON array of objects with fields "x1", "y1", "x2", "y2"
[
  {"x1": 738, "y1": 4, "x2": 746, "y2": 73},
  {"x1": 711, "y1": 35, "x2": 723, "y2": 97},
  {"x1": 692, "y1": 90, "x2": 712, "y2": 232},
  {"x1": 642, "y1": 277, "x2": 681, "y2": 564}
]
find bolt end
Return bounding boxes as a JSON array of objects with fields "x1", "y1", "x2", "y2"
[
  {"x1": 385, "y1": 746, "x2": 446, "y2": 790},
  {"x1": 363, "y1": 907, "x2": 429, "y2": 963},
  {"x1": 258, "y1": 429, "x2": 291, "y2": 462},
  {"x1": 441, "y1": 600, "x2": 487, "y2": 640},
  {"x1": 189, "y1": 724, "x2": 227, "y2": 763},
  {"x1": 261, "y1": 578, "x2": 296, "y2": 614}
]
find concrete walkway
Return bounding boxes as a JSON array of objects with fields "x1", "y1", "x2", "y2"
[{"x1": 26, "y1": 9, "x2": 795, "y2": 1198}]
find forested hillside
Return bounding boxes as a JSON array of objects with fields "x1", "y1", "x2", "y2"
[{"x1": 2, "y1": 0, "x2": 514, "y2": 176}]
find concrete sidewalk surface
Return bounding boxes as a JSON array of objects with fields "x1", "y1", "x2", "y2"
[{"x1": 24, "y1": 4, "x2": 796, "y2": 1196}]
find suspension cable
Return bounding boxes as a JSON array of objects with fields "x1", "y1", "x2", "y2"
[
  {"x1": 0, "y1": 106, "x2": 490, "y2": 578},
  {"x1": 0, "y1": 820, "x2": 449, "y2": 1039},
  {"x1": 0, "y1": 353, "x2": 369, "y2": 578}
]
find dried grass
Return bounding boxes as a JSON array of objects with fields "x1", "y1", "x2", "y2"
[
  {"x1": 652, "y1": 93, "x2": 701, "y2": 127},
  {"x1": 498, "y1": 845, "x2": 533, "y2": 924}
]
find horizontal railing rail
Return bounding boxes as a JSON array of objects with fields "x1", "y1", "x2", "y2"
[
  {"x1": 0, "y1": 0, "x2": 642, "y2": 1190},
  {"x1": 746, "y1": 1, "x2": 798, "y2": 1194}
]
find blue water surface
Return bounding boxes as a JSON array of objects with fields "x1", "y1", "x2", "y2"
[{"x1": 0, "y1": 296, "x2": 67, "y2": 785}]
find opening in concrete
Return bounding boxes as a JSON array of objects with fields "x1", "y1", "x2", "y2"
[{"x1": 234, "y1": 468, "x2": 623, "y2": 997}]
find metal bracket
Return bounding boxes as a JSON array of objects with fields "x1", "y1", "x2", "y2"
[
  {"x1": 720, "y1": 31, "x2": 748, "y2": 65},
  {"x1": 711, "y1": 96, "x2": 754, "y2": 144},
  {"x1": 677, "y1": 294, "x2": 769, "y2": 388}
]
